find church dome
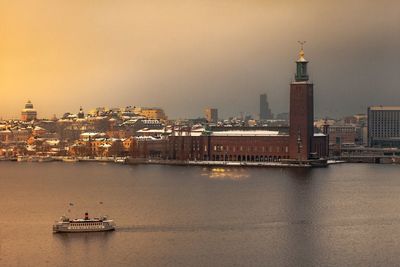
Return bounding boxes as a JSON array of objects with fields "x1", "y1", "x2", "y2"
[
  {"x1": 21, "y1": 100, "x2": 37, "y2": 121},
  {"x1": 25, "y1": 100, "x2": 34, "y2": 109}
]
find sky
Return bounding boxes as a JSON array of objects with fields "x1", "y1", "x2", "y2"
[{"x1": 0, "y1": 0, "x2": 399, "y2": 119}]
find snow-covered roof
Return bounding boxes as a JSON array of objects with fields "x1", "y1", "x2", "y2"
[
  {"x1": 137, "y1": 128, "x2": 170, "y2": 133},
  {"x1": 135, "y1": 136, "x2": 161, "y2": 141},
  {"x1": 141, "y1": 119, "x2": 161, "y2": 124},
  {"x1": 33, "y1": 126, "x2": 46, "y2": 131},
  {"x1": 26, "y1": 145, "x2": 36, "y2": 151},
  {"x1": 211, "y1": 130, "x2": 281, "y2": 137},
  {"x1": 45, "y1": 140, "x2": 60, "y2": 146},
  {"x1": 122, "y1": 119, "x2": 138, "y2": 125},
  {"x1": 81, "y1": 132, "x2": 105, "y2": 137},
  {"x1": 99, "y1": 144, "x2": 112, "y2": 148}
]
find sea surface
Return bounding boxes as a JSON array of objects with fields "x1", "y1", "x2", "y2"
[{"x1": 1, "y1": 162, "x2": 400, "y2": 266}]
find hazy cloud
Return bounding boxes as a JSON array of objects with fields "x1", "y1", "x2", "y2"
[{"x1": 0, "y1": 0, "x2": 399, "y2": 119}]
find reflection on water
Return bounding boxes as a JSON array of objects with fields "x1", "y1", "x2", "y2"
[
  {"x1": 54, "y1": 231, "x2": 114, "y2": 253},
  {"x1": 285, "y1": 167, "x2": 313, "y2": 179},
  {"x1": 2, "y1": 162, "x2": 400, "y2": 266},
  {"x1": 201, "y1": 167, "x2": 250, "y2": 180},
  {"x1": 54, "y1": 231, "x2": 115, "y2": 243}
]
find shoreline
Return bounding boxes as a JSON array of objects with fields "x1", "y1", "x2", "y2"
[
  {"x1": 0, "y1": 156, "x2": 348, "y2": 168},
  {"x1": 4, "y1": 156, "x2": 398, "y2": 168}
]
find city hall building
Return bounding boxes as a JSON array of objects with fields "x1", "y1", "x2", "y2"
[{"x1": 134, "y1": 48, "x2": 328, "y2": 162}]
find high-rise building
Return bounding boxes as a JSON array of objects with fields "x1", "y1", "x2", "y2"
[
  {"x1": 368, "y1": 106, "x2": 400, "y2": 147},
  {"x1": 204, "y1": 108, "x2": 218, "y2": 123},
  {"x1": 288, "y1": 46, "x2": 314, "y2": 161},
  {"x1": 21, "y1": 100, "x2": 37, "y2": 122},
  {"x1": 259, "y1": 94, "x2": 273, "y2": 120}
]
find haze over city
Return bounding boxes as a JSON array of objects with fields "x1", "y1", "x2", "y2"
[{"x1": 1, "y1": 0, "x2": 399, "y2": 119}]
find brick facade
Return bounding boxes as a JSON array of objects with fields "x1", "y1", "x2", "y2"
[{"x1": 289, "y1": 82, "x2": 314, "y2": 160}]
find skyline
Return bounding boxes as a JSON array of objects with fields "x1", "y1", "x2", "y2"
[{"x1": 1, "y1": 1, "x2": 399, "y2": 119}]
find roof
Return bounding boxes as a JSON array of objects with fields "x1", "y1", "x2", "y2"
[
  {"x1": 211, "y1": 130, "x2": 281, "y2": 137},
  {"x1": 171, "y1": 131, "x2": 203, "y2": 137},
  {"x1": 135, "y1": 136, "x2": 162, "y2": 141},
  {"x1": 137, "y1": 128, "x2": 171, "y2": 133},
  {"x1": 33, "y1": 126, "x2": 46, "y2": 131},
  {"x1": 46, "y1": 140, "x2": 60, "y2": 146},
  {"x1": 81, "y1": 132, "x2": 105, "y2": 136},
  {"x1": 141, "y1": 119, "x2": 161, "y2": 124},
  {"x1": 99, "y1": 144, "x2": 112, "y2": 148},
  {"x1": 369, "y1": 106, "x2": 400, "y2": 111}
]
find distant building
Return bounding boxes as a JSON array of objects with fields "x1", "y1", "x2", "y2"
[
  {"x1": 137, "y1": 107, "x2": 167, "y2": 121},
  {"x1": 259, "y1": 94, "x2": 273, "y2": 120},
  {"x1": 204, "y1": 108, "x2": 218, "y2": 123},
  {"x1": 88, "y1": 107, "x2": 106, "y2": 117},
  {"x1": 21, "y1": 100, "x2": 37, "y2": 121},
  {"x1": 328, "y1": 125, "x2": 357, "y2": 147},
  {"x1": 368, "y1": 106, "x2": 400, "y2": 147},
  {"x1": 276, "y1": 112, "x2": 289, "y2": 121},
  {"x1": 77, "y1": 107, "x2": 85, "y2": 119}
]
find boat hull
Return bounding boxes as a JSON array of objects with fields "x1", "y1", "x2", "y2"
[
  {"x1": 53, "y1": 227, "x2": 115, "y2": 233},
  {"x1": 62, "y1": 158, "x2": 79, "y2": 163}
]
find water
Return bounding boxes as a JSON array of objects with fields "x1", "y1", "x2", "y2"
[{"x1": 1, "y1": 162, "x2": 400, "y2": 266}]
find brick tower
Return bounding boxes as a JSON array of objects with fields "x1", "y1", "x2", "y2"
[{"x1": 289, "y1": 44, "x2": 314, "y2": 161}]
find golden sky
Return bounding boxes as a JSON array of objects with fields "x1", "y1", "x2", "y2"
[{"x1": 0, "y1": 0, "x2": 399, "y2": 119}]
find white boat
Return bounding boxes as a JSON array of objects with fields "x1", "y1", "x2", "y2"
[
  {"x1": 17, "y1": 155, "x2": 29, "y2": 162},
  {"x1": 62, "y1": 157, "x2": 79, "y2": 163},
  {"x1": 114, "y1": 158, "x2": 126, "y2": 164},
  {"x1": 38, "y1": 156, "x2": 54, "y2": 162},
  {"x1": 27, "y1": 156, "x2": 39, "y2": 162},
  {"x1": 53, "y1": 212, "x2": 115, "y2": 233}
]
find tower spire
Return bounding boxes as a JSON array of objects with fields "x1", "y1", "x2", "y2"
[
  {"x1": 297, "y1": 41, "x2": 306, "y2": 61},
  {"x1": 295, "y1": 41, "x2": 309, "y2": 82}
]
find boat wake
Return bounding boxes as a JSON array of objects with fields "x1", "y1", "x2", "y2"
[
  {"x1": 115, "y1": 221, "x2": 294, "y2": 233},
  {"x1": 115, "y1": 217, "x2": 400, "y2": 233}
]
